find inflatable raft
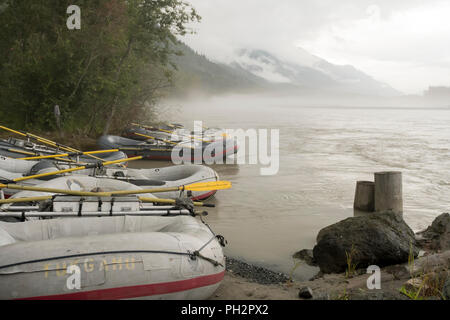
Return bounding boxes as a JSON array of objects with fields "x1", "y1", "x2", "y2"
[
  {"x1": 0, "y1": 215, "x2": 225, "y2": 299},
  {"x1": 98, "y1": 135, "x2": 239, "y2": 162},
  {"x1": 0, "y1": 157, "x2": 219, "y2": 200}
]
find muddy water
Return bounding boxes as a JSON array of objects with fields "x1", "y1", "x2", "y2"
[{"x1": 130, "y1": 94, "x2": 450, "y2": 280}]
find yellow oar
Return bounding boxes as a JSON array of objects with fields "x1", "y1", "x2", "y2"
[
  {"x1": 158, "y1": 128, "x2": 214, "y2": 143},
  {"x1": 131, "y1": 123, "x2": 160, "y2": 131},
  {"x1": 0, "y1": 147, "x2": 37, "y2": 156},
  {"x1": 0, "y1": 196, "x2": 55, "y2": 204},
  {"x1": 134, "y1": 132, "x2": 178, "y2": 145},
  {"x1": 17, "y1": 149, "x2": 119, "y2": 160},
  {"x1": 0, "y1": 184, "x2": 105, "y2": 197},
  {"x1": 131, "y1": 123, "x2": 212, "y2": 143},
  {"x1": 0, "y1": 180, "x2": 231, "y2": 197},
  {"x1": 100, "y1": 180, "x2": 231, "y2": 196},
  {"x1": 12, "y1": 156, "x2": 142, "y2": 182},
  {"x1": 118, "y1": 147, "x2": 174, "y2": 152},
  {"x1": 0, "y1": 125, "x2": 105, "y2": 162}
]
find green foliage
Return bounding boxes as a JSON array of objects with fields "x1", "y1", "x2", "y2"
[
  {"x1": 0, "y1": 0, "x2": 200, "y2": 134},
  {"x1": 345, "y1": 244, "x2": 358, "y2": 278},
  {"x1": 399, "y1": 284, "x2": 425, "y2": 300}
]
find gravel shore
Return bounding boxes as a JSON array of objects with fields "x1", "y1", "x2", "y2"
[{"x1": 225, "y1": 257, "x2": 290, "y2": 285}]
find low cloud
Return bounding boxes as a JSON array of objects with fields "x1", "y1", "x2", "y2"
[{"x1": 183, "y1": 0, "x2": 450, "y2": 94}]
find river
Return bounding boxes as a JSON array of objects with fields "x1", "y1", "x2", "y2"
[{"x1": 130, "y1": 93, "x2": 450, "y2": 280}]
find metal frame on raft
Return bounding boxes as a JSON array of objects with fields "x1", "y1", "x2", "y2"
[{"x1": 0, "y1": 194, "x2": 210, "y2": 219}]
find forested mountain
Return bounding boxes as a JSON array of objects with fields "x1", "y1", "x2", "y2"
[
  {"x1": 169, "y1": 44, "x2": 401, "y2": 97},
  {"x1": 167, "y1": 43, "x2": 269, "y2": 96}
]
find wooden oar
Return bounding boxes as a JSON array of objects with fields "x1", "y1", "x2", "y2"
[
  {"x1": 17, "y1": 149, "x2": 119, "y2": 160},
  {"x1": 11, "y1": 156, "x2": 142, "y2": 182}
]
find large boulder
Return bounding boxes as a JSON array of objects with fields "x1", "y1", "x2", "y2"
[
  {"x1": 313, "y1": 212, "x2": 418, "y2": 274},
  {"x1": 416, "y1": 213, "x2": 450, "y2": 251}
]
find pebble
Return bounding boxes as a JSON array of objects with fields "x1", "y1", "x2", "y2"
[
  {"x1": 225, "y1": 257, "x2": 289, "y2": 285},
  {"x1": 298, "y1": 286, "x2": 313, "y2": 299}
]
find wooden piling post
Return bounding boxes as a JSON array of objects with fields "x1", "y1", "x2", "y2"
[
  {"x1": 374, "y1": 171, "x2": 403, "y2": 214},
  {"x1": 353, "y1": 181, "x2": 375, "y2": 212}
]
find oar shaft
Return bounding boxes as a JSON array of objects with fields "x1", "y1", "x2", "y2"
[
  {"x1": 0, "y1": 184, "x2": 100, "y2": 196},
  {"x1": 18, "y1": 149, "x2": 119, "y2": 160},
  {"x1": 101, "y1": 180, "x2": 230, "y2": 196},
  {"x1": 102, "y1": 155, "x2": 142, "y2": 166},
  {"x1": 0, "y1": 126, "x2": 26, "y2": 137},
  {"x1": 139, "y1": 197, "x2": 213, "y2": 207},
  {"x1": 13, "y1": 166, "x2": 87, "y2": 182},
  {"x1": 0, "y1": 196, "x2": 52, "y2": 204},
  {"x1": 6, "y1": 148, "x2": 36, "y2": 156},
  {"x1": 103, "y1": 186, "x2": 181, "y2": 196},
  {"x1": 134, "y1": 132, "x2": 178, "y2": 145},
  {"x1": 12, "y1": 156, "x2": 141, "y2": 182}
]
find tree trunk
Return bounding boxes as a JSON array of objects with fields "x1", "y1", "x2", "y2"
[{"x1": 102, "y1": 38, "x2": 133, "y2": 135}]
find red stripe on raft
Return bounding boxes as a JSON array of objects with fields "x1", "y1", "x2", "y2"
[
  {"x1": 18, "y1": 271, "x2": 225, "y2": 300},
  {"x1": 191, "y1": 190, "x2": 217, "y2": 201}
]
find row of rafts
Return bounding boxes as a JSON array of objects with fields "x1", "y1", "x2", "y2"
[{"x1": 0, "y1": 123, "x2": 237, "y2": 300}]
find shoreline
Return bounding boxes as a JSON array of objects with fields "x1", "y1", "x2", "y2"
[
  {"x1": 214, "y1": 212, "x2": 450, "y2": 300},
  {"x1": 215, "y1": 250, "x2": 449, "y2": 300}
]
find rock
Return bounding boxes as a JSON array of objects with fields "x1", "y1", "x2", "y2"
[
  {"x1": 416, "y1": 213, "x2": 450, "y2": 251},
  {"x1": 404, "y1": 278, "x2": 428, "y2": 293},
  {"x1": 443, "y1": 279, "x2": 450, "y2": 300},
  {"x1": 384, "y1": 264, "x2": 410, "y2": 280},
  {"x1": 313, "y1": 212, "x2": 418, "y2": 274},
  {"x1": 298, "y1": 286, "x2": 313, "y2": 299},
  {"x1": 410, "y1": 251, "x2": 450, "y2": 276},
  {"x1": 293, "y1": 249, "x2": 316, "y2": 266}
]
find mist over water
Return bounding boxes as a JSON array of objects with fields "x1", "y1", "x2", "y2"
[{"x1": 133, "y1": 93, "x2": 450, "y2": 280}]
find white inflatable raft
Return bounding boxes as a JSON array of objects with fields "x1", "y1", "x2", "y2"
[
  {"x1": 0, "y1": 215, "x2": 225, "y2": 299},
  {"x1": 0, "y1": 156, "x2": 219, "y2": 200}
]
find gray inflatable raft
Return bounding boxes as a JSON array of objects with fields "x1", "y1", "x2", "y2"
[{"x1": 0, "y1": 215, "x2": 225, "y2": 299}]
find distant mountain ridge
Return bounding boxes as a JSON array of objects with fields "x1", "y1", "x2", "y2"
[
  {"x1": 169, "y1": 43, "x2": 401, "y2": 97},
  {"x1": 232, "y1": 48, "x2": 401, "y2": 97},
  {"x1": 168, "y1": 43, "x2": 268, "y2": 96}
]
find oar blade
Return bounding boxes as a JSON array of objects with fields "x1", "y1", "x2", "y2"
[{"x1": 184, "y1": 180, "x2": 232, "y2": 192}]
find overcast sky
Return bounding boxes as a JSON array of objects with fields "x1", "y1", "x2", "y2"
[{"x1": 182, "y1": 0, "x2": 450, "y2": 94}]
